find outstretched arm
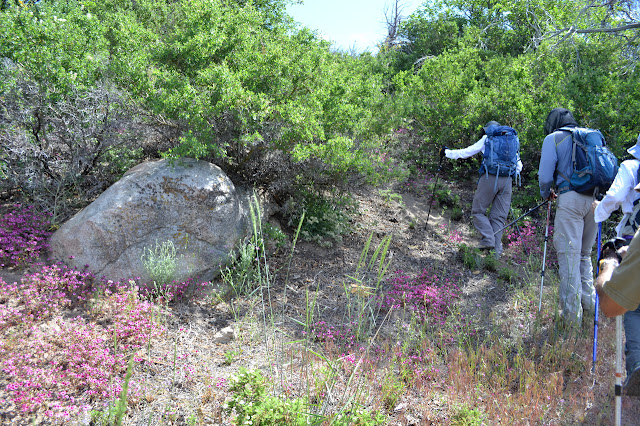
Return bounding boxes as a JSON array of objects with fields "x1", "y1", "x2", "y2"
[{"x1": 445, "y1": 136, "x2": 486, "y2": 160}]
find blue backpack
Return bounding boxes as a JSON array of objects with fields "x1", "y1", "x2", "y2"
[
  {"x1": 557, "y1": 126, "x2": 619, "y2": 196},
  {"x1": 482, "y1": 125, "x2": 520, "y2": 182}
]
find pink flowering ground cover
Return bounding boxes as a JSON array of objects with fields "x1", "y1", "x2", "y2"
[
  {"x1": 0, "y1": 204, "x2": 51, "y2": 268},
  {"x1": 381, "y1": 267, "x2": 461, "y2": 325},
  {"x1": 0, "y1": 266, "x2": 165, "y2": 420}
]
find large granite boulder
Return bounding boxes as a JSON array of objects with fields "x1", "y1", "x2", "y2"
[{"x1": 50, "y1": 158, "x2": 250, "y2": 283}]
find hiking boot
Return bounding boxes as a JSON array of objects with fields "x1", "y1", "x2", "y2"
[
  {"x1": 624, "y1": 364, "x2": 640, "y2": 397},
  {"x1": 476, "y1": 243, "x2": 494, "y2": 251}
]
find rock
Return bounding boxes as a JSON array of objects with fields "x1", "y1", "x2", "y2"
[
  {"x1": 213, "y1": 326, "x2": 236, "y2": 344},
  {"x1": 49, "y1": 158, "x2": 250, "y2": 283},
  {"x1": 393, "y1": 402, "x2": 408, "y2": 412}
]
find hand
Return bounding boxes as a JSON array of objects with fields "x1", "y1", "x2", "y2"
[
  {"x1": 547, "y1": 189, "x2": 557, "y2": 201},
  {"x1": 591, "y1": 199, "x2": 600, "y2": 213},
  {"x1": 601, "y1": 237, "x2": 629, "y2": 262},
  {"x1": 618, "y1": 245, "x2": 629, "y2": 260},
  {"x1": 601, "y1": 244, "x2": 618, "y2": 261},
  {"x1": 439, "y1": 146, "x2": 449, "y2": 160}
]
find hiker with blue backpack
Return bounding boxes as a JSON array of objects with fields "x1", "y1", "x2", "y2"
[
  {"x1": 538, "y1": 107, "x2": 618, "y2": 327},
  {"x1": 593, "y1": 134, "x2": 640, "y2": 396},
  {"x1": 594, "y1": 135, "x2": 640, "y2": 239},
  {"x1": 440, "y1": 120, "x2": 522, "y2": 257}
]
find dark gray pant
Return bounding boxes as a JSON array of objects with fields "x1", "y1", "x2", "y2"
[{"x1": 471, "y1": 174, "x2": 512, "y2": 254}]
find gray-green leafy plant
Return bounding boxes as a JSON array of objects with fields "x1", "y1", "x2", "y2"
[
  {"x1": 141, "y1": 239, "x2": 179, "y2": 286},
  {"x1": 220, "y1": 239, "x2": 261, "y2": 298},
  {"x1": 262, "y1": 222, "x2": 288, "y2": 253}
]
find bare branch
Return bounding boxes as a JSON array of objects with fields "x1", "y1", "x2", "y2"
[
  {"x1": 382, "y1": 0, "x2": 407, "y2": 49},
  {"x1": 574, "y1": 22, "x2": 640, "y2": 33}
]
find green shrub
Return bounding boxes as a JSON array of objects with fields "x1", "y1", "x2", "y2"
[
  {"x1": 483, "y1": 252, "x2": 499, "y2": 272},
  {"x1": 225, "y1": 369, "x2": 387, "y2": 425},
  {"x1": 451, "y1": 404, "x2": 485, "y2": 426},
  {"x1": 450, "y1": 206, "x2": 464, "y2": 221},
  {"x1": 459, "y1": 244, "x2": 482, "y2": 270},
  {"x1": 285, "y1": 191, "x2": 354, "y2": 248},
  {"x1": 498, "y1": 265, "x2": 518, "y2": 284},
  {"x1": 331, "y1": 407, "x2": 388, "y2": 425},
  {"x1": 225, "y1": 368, "x2": 309, "y2": 425},
  {"x1": 262, "y1": 222, "x2": 288, "y2": 253},
  {"x1": 220, "y1": 195, "x2": 268, "y2": 298},
  {"x1": 378, "y1": 189, "x2": 404, "y2": 206}
]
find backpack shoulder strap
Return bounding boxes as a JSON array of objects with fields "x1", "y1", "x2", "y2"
[{"x1": 554, "y1": 127, "x2": 574, "y2": 147}]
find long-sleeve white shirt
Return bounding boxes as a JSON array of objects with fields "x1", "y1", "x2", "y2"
[
  {"x1": 444, "y1": 135, "x2": 523, "y2": 173},
  {"x1": 594, "y1": 159, "x2": 640, "y2": 235}
]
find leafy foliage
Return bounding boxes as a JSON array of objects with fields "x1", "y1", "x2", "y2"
[
  {"x1": 225, "y1": 368, "x2": 309, "y2": 425},
  {"x1": 2, "y1": 0, "x2": 640, "y2": 233},
  {"x1": 141, "y1": 240, "x2": 179, "y2": 285},
  {"x1": 0, "y1": 3, "x2": 145, "y2": 222},
  {"x1": 283, "y1": 191, "x2": 354, "y2": 247},
  {"x1": 82, "y1": 0, "x2": 394, "y2": 199}
]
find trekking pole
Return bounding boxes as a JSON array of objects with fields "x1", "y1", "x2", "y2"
[
  {"x1": 615, "y1": 315, "x2": 623, "y2": 425},
  {"x1": 425, "y1": 154, "x2": 444, "y2": 228},
  {"x1": 494, "y1": 199, "x2": 549, "y2": 235},
  {"x1": 538, "y1": 199, "x2": 553, "y2": 312},
  {"x1": 592, "y1": 222, "x2": 602, "y2": 374}
]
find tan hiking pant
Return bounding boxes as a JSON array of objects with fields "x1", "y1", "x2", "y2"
[{"x1": 553, "y1": 191, "x2": 597, "y2": 325}]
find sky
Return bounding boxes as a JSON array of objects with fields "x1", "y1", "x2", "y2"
[{"x1": 286, "y1": 0, "x2": 426, "y2": 53}]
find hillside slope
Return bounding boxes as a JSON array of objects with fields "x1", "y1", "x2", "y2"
[{"x1": 1, "y1": 178, "x2": 638, "y2": 424}]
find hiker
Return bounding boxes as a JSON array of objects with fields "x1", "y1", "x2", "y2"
[
  {"x1": 538, "y1": 108, "x2": 598, "y2": 326},
  {"x1": 596, "y1": 213, "x2": 640, "y2": 395},
  {"x1": 441, "y1": 120, "x2": 522, "y2": 256},
  {"x1": 594, "y1": 135, "x2": 640, "y2": 397},
  {"x1": 593, "y1": 134, "x2": 640, "y2": 238}
]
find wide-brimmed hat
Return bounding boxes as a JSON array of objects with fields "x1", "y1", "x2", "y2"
[{"x1": 628, "y1": 133, "x2": 640, "y2": 160}]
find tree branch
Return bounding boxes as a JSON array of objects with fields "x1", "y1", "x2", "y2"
[{"x1": 574, "y1": 23, "x2": 640, "y2": 33}]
